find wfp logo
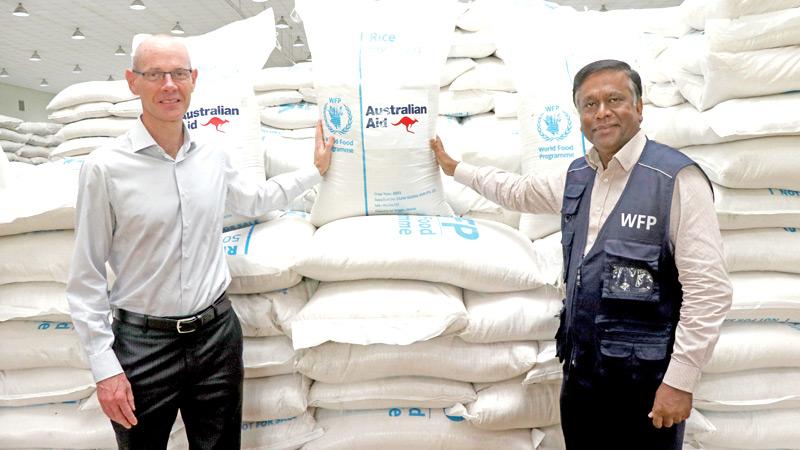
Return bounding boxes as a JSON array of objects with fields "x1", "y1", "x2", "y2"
[
  {"x1": 392, "y1": 116, "x2": 419, "y2": 134},
  {"x1": 536, "y1": 105, "x2": 572, "y2": 142},
  {"x1": 201, "y1": 116, "x2": 229, "y2": 133},
  {"x1": 323, "y1": 99, "x2": 353, "y2": 135}
]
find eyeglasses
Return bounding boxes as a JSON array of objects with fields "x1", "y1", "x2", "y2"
[{"x1": 132, "y1": 68, "x2": 192, "y2": 82}]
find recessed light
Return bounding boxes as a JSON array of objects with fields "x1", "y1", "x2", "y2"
[
  {"x1": 171, "y1": 21, "x2": 184, "y2": 35},
  {"x1": 72, "y1": 27, "x2": 86, "y2": 40},
  {"x1": 129, "y1": 0, "x2": 146, "y2": 10},
  {"x1": 12, "y1": 3, "x2": 29, "y2": 17},
  {"x1": 30, "y1": 50, "x2": 41, "y2": 61}
]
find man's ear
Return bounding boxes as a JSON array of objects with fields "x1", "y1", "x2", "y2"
[{"x1": 125, "y1": 69, "x2": 138, "y2": 96}]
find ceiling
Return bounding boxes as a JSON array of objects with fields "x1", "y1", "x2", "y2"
[
  {"x1": 0, "y1": 0, "x2": 681, "y2": 95},
  {"x1": 0, "y1": 0, "x2": 308, "y2": 94}
]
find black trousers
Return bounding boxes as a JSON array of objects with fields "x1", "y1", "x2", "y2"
[
  {"x1": 110, "y1": 306, "x2": 244, "y2": 449},
  {"x1": 560, "y1": 373, "x2": 685, "y2": 450}
]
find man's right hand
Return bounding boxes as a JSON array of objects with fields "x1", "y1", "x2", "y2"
[
  {"x1": 430, "y1": 136, "x2": 459, "y2": 177},
  {"x1": 97, "y1": 372, "x2": 138, "y2": 429}
]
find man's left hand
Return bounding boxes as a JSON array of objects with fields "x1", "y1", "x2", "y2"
[
  {"x1": 648, "y1": 383, "x2": 692, "y2": 429},
  {"x1": 314, "y1": 120, "x2": 334, "y2": 176}
]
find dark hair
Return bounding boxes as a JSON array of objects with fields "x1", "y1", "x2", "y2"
[{"x1": 572, "y1": 59, "x2": 642, "y2": 107}]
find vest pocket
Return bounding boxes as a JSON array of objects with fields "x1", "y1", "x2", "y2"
[
  {"x1": 601, "y1": 239, "x2": 661, "y2": 303},
  {"x1": 561, "y1": 183, "x2": 586, "y2": 216},
  {"x1": 596, "y1": 317, "x2": 671, "y2": 383}
]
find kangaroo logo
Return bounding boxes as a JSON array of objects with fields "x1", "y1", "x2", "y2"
[
  {"x1": 536, "y1": 105, "x2": 572, "y2": 142},
  {"x1": 392, "y1": 116, "x2": 419, "y2": 133},
  {"x1": 201, "y1": 116, "x2": 229, "y2": 132}
]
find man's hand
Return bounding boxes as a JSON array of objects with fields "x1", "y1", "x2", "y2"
[
  {"x1": 649, "y1": 382, "x2": 692, "y2": 429},
  {"x1": 314, "y1": 120, "x2": 334, "y2": 176},
  {"x1": 429, "y1": 136, "x2": 459, "y2": 177},
  {"x1": 96, "y1": 372, "x2": 138, "y2": 429}
]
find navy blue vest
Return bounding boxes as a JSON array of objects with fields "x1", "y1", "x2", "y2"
[{"x1": 556, "y1": 140, "x2": 707, "y2": 387}]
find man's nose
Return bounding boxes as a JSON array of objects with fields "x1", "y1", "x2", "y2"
[{"x1": 161, "y1": 73, "x2": 178, "y2": 89}]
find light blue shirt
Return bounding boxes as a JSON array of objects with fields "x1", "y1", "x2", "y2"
[{"x1": 67, "y1": 118, "x2": 320, "y2": 382}]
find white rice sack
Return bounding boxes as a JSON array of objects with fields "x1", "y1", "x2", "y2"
[
  {"x1": 694, "y1": 368, "x2": 800, "y2": 412},
  {"x1": 492, "y1": 90, "x2": 520, "y2": 118},
  {"x1": 252, "y1": 63, "x2": 314, "y2": 92},
  {"x1": 0, "y1": 282, "x2": 70, "y2": 322},
  {"x1": 169, "y1": 410, "x2": 323, "y2": 450},
  {"x1": 243, "y1": 335, "x2": 297, "y2": 378},
  {"x1": 449, "y1": 377, "x2": 560, "y2": 430},
  {"x1": 645, "y1": 82, "x2": 685, "y2": 108},
  {"x1": 15, "y1": 145, "x2": 52, "y2": 159},
  {"x1": 460, "y1": 286, "x2": 561, "y2": 343},
  {"x1": 52, "y1": 136, "x2": 115, "y2": 158},
  {"x1": 449, "y1": 28, "x2": 497, "y2": 59},
  {"x1": 0, "y1": 320, "x2": 88, "y2": 370},
  {"x1": 676, "y1": 46, "x2": 800, "y2": 111},
  {"x1": 642, "y1": 103, "x2": 742, "y2": 149},
  {"x1": 307, "y1": 407, "x2": 534, "y2": 450},
  {"x1": 722, "y1": 228, "x2": 800, "y2": 274},
  {"x1": 450, "y1": 56, "x2": 514, "y2": 92},
  {"x1": 309, "y1": 376, "x2": 477, "y2": 410},
  {"x1": 523, "y1": 340, "x2": 561, "y2": 385},
  {"x1": 694, "y1": 409, "x2": 800, "y2": 449},
  {"x1": 705, "y1": 92, "x2": 800, "y2": 139},
  {"x1": 439, "y1": 88, "x2": 494, "y2": 117},
  {"x1": 254, "y1": 89, "x2": 303, "y2": 108},
  {"x1": 458, "y1": 113, "x2": 521, "y2": 172},
  {"x1": 683, "y1": 137, "x2": 800, "y2": 190},
  {"x1": 0, "y1": 403, "x2": 115, "y2": 449},
  {"x1": 294, "y1": 215, "x2": 559, "y2": 292},
  {"x1": 0, "y1": 140, "x2": 23, "y2": 152},
  {"x1": 299, "y1": 86, "x2": 316, "y2": 104},
  {"x1": 0, "y1": 367, "x2": 94, "y2": 407},
  {"x1": 464, "y1": 205, "x2": 522, "y2": 229},
  {"x1": 262, "y1": 132, "x2": 314, "y2": 177},
  {"x1": 28, "y1": 134, "x2": 63, "y2": 147},
  {"x1": 713, "y1": 185, "x2": 800, "y2": 230},
  {"x1": 259, "y1": 102, "x2": 318, "y2": 129},
  {"x1": 704, "y1": 322, "x2": 800, "y2": 373},
  {"x1": 231, "y1": 280, "x2": 315, "y2": 337},
  {"x1": 680, "y1": 0, "x2": 800, "y2": 31},
  {"x1": 707, "y1": 7, "x2": 800, "y2": 52},
  {"x1": 0, "y1": 128, "x2": 31, "y2": 144},
  {"x1": 48, "y1": 101, "x2": 113, "y2": 124},
  {"x1": 297, "y1": 336, "x2": 538, "y2": 383},
  {"x1": 0, "y1": 230, "x2": 73, "y2": 284},
  {"x1": 291, "y1": 279, "x2": 467, "y2": 349},
  {"x1": 15, "y1": 122, "x2": 61, "y2": 136},
  {"x1": 298, "y1": 0, "x2": 455, "y2": 226},
  {"x1": 243, "y1": 374, "x2": 310, "y2": 421},
  {"x1": 726, "y1": 272, "x2": 800, "y2": 323},
  {"x1": 107, "y1": 98, "x2": 142, "y2": 118},
  {"x1": 223, "y1": 215, "x2": 315, "y2": 294},
  {"x1": 534, "y1": 425, "x2": 565, "y2": 450},
  {"x1": 46, "y1": 80, "x2": 137, "y2": 111},
  {"x1": 456, "y1": 0, "x2": 492, "y2": 32},
  {"x1": 441, "y1": 58, "x2": 477, "y2": 87},
  {"x1": 0, "y1": 114, "x2": 23, "y2": 129},
  {"x1": 55, "y1": 116, "x2": 136, "y2": 141}
]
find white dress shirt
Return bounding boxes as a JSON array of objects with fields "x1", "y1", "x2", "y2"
[
  {"x1": 67, "y1": 119, "x2": 321, "y2": 382},
  {"x1": 454, "y1": 130, "x2": 732, "y2": 393}
]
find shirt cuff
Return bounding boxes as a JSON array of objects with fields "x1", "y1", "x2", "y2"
[
  {"x1": 89, "y1": 348, "x2": 124, "y2": 383},
  {"x1": 662, "y1": 357, "x2": 702, "y2": 393},
  {"x1": 453, "y1": 161, "x2": 477, "y2": 186}
]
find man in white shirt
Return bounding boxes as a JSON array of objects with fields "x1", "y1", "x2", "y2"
[{"x1": 66, "y1": 35, "x2": 332, "y2": 448}]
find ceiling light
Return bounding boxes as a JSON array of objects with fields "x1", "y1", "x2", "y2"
[
  {"x1": 275, "y1": 16, "x2": 289, "y2": 29},
  {"x1": 293, "y1": 36, "x2": 305, "y2": 47},
  {"x1": 30, "y1": 50, "x2": 41, "y2": 61},
  {"x1": 129, "y1": 0, "x2": 146, "y2": 10},
  {"x1": 107, "y1": 75, "x2": 114, "y2": 81},
  {"x1": 40, "y1": 78, "x2": 48, "y2": 87},
  {"x1": 0, "y1": 68, "x2": 9, "y2": 77},
  {"x1": 114, "y1": 45, "x2": 126, "y2": 56},
  {"x1": 171, "y1": 21, "x2": 184, "y2": 34},
  {"x1": 72, "y1": 64, "x2": 82, "y2": 73},
  {"x1": 12, "y1": 3, "x2": 29, "y2": 17},
  {"x1": 72, "y1": 27, "x2": 86, "y2": 39}
]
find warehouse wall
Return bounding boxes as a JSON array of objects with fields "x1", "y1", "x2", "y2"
[{"x1": 0, "y1": 83, "x2": 54, "y2": 122}]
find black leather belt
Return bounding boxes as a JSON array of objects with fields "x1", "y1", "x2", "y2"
[{"x1": 112, "y1": 293, "x2": 230, "y2": 334}]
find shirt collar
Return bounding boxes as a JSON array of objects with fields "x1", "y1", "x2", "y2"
[
  {"x1": 129, "y1": 116, "x2": 194, "y2": 156},
  {"x1": 585, "y1": 129, "x2": 647, "y2": 173}
]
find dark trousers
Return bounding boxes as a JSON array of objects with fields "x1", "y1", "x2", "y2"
[
  {"x1": 110, "y1": 307, "x2": 244, "y2": 449},
  {"x1": 560, "y1": 373, "x2": 685, "y2": 450}
]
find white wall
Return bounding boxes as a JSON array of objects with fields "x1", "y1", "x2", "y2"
[{"x1": 0, "y1": 83, "x2": 54, "y2": 122}]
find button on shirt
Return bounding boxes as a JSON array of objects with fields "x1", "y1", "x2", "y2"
[
  {"x1": 454, "y1": 130, "x2": 732, "y2": 393},
  {"x1": 67, "y1": 119, "x2": 321, "y2": 382}
]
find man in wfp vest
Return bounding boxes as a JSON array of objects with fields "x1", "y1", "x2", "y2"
[{"x1": 431, "y1": 59, "x2": 731, "y2": 449}]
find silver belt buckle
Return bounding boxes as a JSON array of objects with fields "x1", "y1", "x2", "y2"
[{"x1": 176, "y1": 316, "x2": 199, "y2": 333}]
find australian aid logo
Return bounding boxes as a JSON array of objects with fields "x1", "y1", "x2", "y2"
[
  {"x1": 364, "y1": 103, "x2": 427, "y2": 134},
  {"x1": 184, "y1": 105, "x2": 240, "y2": 132}
]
